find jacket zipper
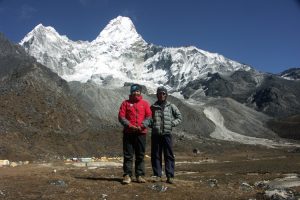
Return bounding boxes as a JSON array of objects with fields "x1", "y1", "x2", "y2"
[
  {"x1": 135, "y1": 103, "x2": 138, "y2": 126},
  {"x1": 161, "y1": 106, "x2": 164, "y2": 134}
]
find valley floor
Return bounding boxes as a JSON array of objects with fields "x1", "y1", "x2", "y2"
[{"x1": 1, "y1": 147, "x2": 300, "y2": 200}]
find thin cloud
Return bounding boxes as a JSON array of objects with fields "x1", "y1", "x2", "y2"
[{"x1": 20, "y1": 4, "x2": 37, "y2": 20}]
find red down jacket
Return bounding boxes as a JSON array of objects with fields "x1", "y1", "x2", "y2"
[{"x1": 118, "y1": 95, "x2": 152, "y2": 134}]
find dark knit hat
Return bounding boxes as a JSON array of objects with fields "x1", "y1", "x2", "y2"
[
  {"x1": 156, "y1": 86, "x2": 168, "y2": 95},
  {"x1": 130, "y1": 84, "x2": 142, "y2": 94}
]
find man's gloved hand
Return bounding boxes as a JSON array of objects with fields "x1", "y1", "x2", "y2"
[
  {"x1": 128, "y1": 125, "x2": 142, "y2": 133},
  {"x1": 136, "y1": 126, "x2": 142, "y2": 132},
  {"x1": 129, "y1": 125, "x2": 137, "y2": 132}
]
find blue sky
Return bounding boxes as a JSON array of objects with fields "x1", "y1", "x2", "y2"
[{"x1": 0, "y1": 0, "x2": 299, "y2": 73}]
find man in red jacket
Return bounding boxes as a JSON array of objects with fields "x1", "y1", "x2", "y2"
[{"x1": 118, "y1": 84, "x2": 152, "y2": 184}]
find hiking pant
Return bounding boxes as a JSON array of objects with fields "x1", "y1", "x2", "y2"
[
  {"x1": 151, "y1": 134, "x2": 175, "y2": 178},
  {"x1": 123, "y1": 133, "x2": 146, "y2": 177}
]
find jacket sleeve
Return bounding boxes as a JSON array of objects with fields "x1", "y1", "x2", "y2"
[
  {"x1": 171, "y1": 104, "x2": 182, "y2": 127},
  {"x1": 118, "y1": 101, "x2": 131, "y2": 127},
  {"x1": 141, "y1": 101, "x2": 152, "y2": 128},
  {"x1": 147, "y1": 105, "x2": 154, "y2": 128}
]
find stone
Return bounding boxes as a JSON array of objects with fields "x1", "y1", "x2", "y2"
[
  {"x1": 207, "y1": 179, "x2": 218, "y2": 188},
  {"x1": 0, "y1": 160, "x2": 9, "y2": 166},
  {"x1": 10, "y1": 162, "x2": 18, "y2": 167}
]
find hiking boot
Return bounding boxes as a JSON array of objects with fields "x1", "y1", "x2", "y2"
[
  {"x1": 136, "y1": 176, "x2": 146, "y2": 183},
  {"x1": 151, "y1": 176, "x2": 162, "y2": 182},
  {"x1": 122, "y1": 175, "x2": 131, "y2": 184},
  {"x1": 166, "y1": 177, "x2": 175, "y2": 184}
]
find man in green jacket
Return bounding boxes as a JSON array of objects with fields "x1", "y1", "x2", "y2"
[{"x1": 150, "y1": 86, "x2": 182, "y2": 184}]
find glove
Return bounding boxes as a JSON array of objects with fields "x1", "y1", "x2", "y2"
[
  {"x1": 128, "y1": 125, "x2": 138, "y2": 132},
  {"x1": 136, "y1": 126, "x2": 142, "y2": 132},
  {"x1": 128, "y1": 125, "x2": 142, "y2": 133}
]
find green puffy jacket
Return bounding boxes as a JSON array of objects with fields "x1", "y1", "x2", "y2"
[{"x1": 150, "y1": 101, "x2": 182, "y2": 135}]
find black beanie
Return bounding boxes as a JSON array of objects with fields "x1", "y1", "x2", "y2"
[
  {"x1": 130, "y1": 84, "x2": 142, "y2": 94},
  {"x1": 156, "y1": 86, "x2": 168, "y2": 95}
]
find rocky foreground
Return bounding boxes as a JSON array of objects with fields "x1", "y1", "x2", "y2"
[{"x1": 1, "y1": 144, "x2": 300, "y2": 200}]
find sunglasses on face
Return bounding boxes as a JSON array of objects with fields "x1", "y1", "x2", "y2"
[{"x1": 158, "y1": 92, "x2": 167, "y2": 96}]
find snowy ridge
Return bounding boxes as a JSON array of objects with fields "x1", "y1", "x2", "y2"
[
  {"x1": 279, "y1": 68, "x2": 300, "y2": 81},
  {"x1": 143, "y1": 46, "x2": 251, "y2": 90},
  {"x1": 20, "y1": 16, "x2": 252, "y2": 92}
]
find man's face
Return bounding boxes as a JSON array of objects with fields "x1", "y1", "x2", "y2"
[
  {"x1": 157, "y1": 91, "x2": 167, "y2": 102},
  {"x1": 132, "y1": 90, "x2": 141, "y2": 96}
]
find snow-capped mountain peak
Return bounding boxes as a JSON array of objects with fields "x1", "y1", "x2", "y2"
[
  {"x1": 92, "y1": 16, "x2": 146, "y2": 47},
  {"x1": 20, "y1": 24, "x2": 68, "y2": 46},
  {"x1": 20, "y1": 23, "x2": 90, "y2": 76}
]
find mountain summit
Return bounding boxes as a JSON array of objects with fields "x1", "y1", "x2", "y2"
[{"x1": 92, "y1": 16, "x2": 146, "y2": 47}]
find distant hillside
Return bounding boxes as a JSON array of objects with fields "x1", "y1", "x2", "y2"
[
  {"x1": 267, "y1": 115, "x2": 300, "y2": 140},
  {"x1": 280, "y1": 67, "x2": 300, "y2": 80},
  {"x1": 0, "y1": 33, "x2": 119, "y2": 160}
]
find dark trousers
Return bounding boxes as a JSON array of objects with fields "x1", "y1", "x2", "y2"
[
  {"x1": 151, "y1": 134, "x2": 175, "y2": 178},
  {"x1": 123, "y1": 133, "x2": 146, "y2": 177}
]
